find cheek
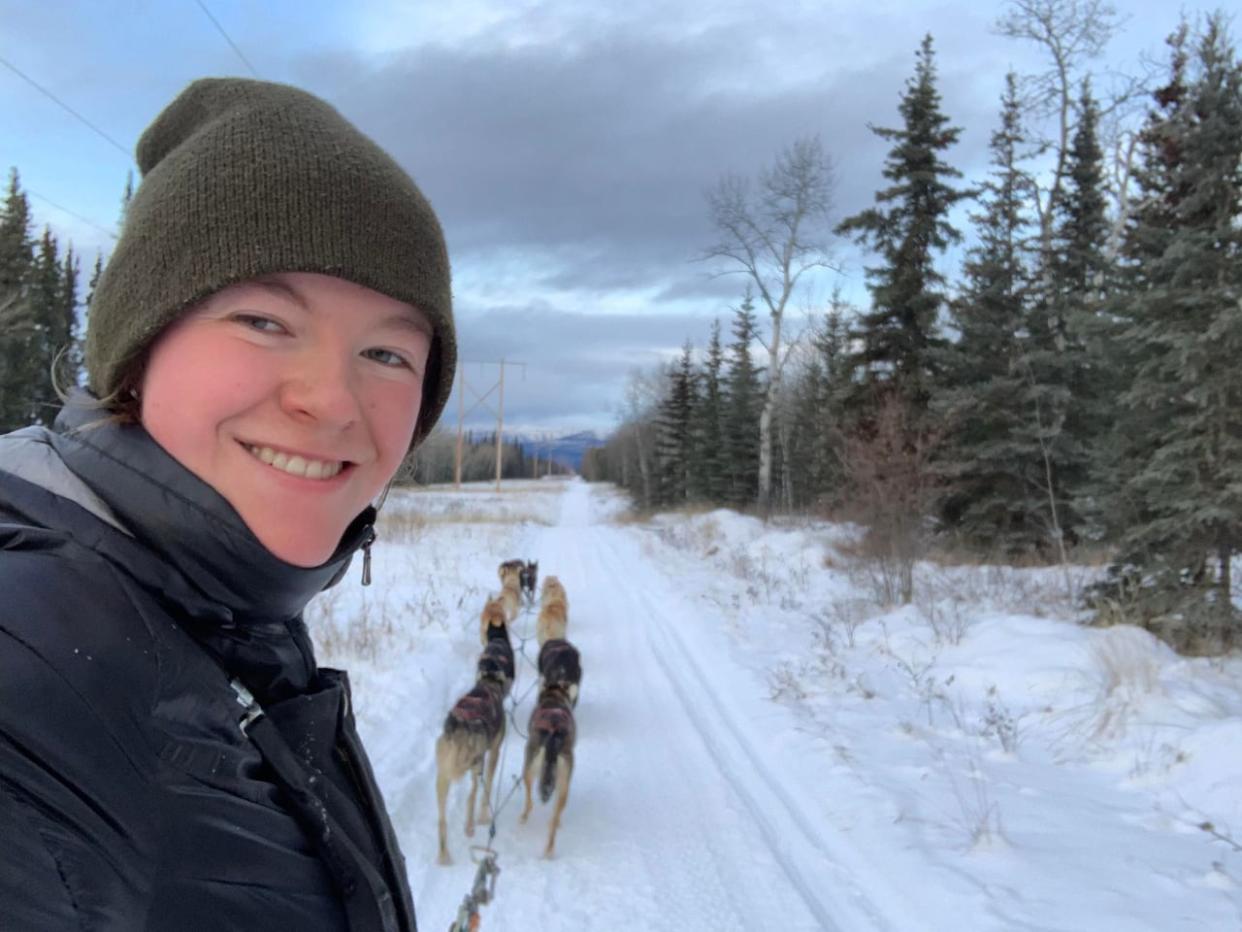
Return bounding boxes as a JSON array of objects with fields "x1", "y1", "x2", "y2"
[
  {"x1": 368, "y1": 383, "x2": 424, "y2": 462},
  {"x1": 140, "y1": 330, "x2": 264, "y2": 457}
]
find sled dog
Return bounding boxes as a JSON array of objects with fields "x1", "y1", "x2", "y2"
[
  {"x1": 537, "y1": 637, "x2": 581, "y2": 708},
  {"x1": 435, "y1": 671, "x2": 507, "y2": 865},
  {"x1": 496, "y1": 562, "x2": 523, "y2": 623},
  {"x1": 479, "y1": 595, "x2": 508, "y2": 646},
  {"x1": 478, "y1": 598, "x2": 515, "y2": 693},
  {"x1": 536, "y1": 575, "x2": 568, "y2": 645},
  {"x1": 519, "y1": 682, "x2": 577, "y2": 858},
  {"x1": 520, "y1": 560, "x2": 539, "y2": 603}
]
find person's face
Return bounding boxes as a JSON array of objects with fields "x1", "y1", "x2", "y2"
[{"x1": 140, "y1": 272, "x2": 432, "y2": 567}]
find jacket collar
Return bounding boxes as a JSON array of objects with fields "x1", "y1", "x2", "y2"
[{"x1": 46, "y1": 391, "x2": 373, "y2": 628}]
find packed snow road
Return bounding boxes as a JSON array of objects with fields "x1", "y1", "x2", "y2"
[{"x1": 360, "y1": 480, "x2": 914, "y2": 931}]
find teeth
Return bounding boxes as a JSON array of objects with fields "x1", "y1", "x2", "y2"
[{"x1": 245, "y1": 444, "x2": 343, "y2": 480}]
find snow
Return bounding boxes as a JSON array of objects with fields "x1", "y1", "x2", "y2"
[{"x1": 307, "y1": 477, "x2": 1242, "y2": 930}]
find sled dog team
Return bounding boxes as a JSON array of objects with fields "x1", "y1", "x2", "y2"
[{"x1": 436, "y1": 559, "x2": 583, "y2": 862}]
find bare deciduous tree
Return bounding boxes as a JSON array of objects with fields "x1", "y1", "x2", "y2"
[
  {"x1": 703, "y1": 136, "x2": 836, "y2": 512},
  {"x1": 995, "y1": 0, "x2": 1133, "y2": 252}
]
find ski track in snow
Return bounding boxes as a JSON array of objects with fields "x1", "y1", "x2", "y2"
[{"x1": 381, "y1": 479, "x2": 918, "y2": 931}]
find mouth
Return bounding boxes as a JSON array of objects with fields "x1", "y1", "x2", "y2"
[{"x1": 242, "y1": 442, "x2": 348, "y2": 480}]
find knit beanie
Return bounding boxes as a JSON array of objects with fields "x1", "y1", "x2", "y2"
[{"x1": 84, "y1": 77, "x2": 455, "y2": 447}]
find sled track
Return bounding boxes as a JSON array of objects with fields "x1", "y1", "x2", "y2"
[{"x1": 590, "y1": 529, "x2": 898, "y2": 932}]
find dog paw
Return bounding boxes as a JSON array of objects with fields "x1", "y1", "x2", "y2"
[
  {"x1": 465, "y1": 824, "x2": 475, "y2": 838},
  {"x1": 437, "y1": 851, "x2": 452, "y2": 866},
  {"x1": 519, "y1": 812, "x2": 529, "y2": 824}
]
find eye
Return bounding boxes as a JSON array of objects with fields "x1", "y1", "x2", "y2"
[
  {"x1": 363, "y1": 347, "x2": 412, "y2": 369},
  {"x1": 234, "y1": 313, "x2": 288, "y2": 335}
]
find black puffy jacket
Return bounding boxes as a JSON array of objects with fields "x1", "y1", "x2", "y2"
[{"x1": 0, "y1": 398, "x2": 416, "y2": 931}]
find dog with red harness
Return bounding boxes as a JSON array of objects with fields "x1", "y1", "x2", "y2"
[
  {"x1": 435, "y1": 665, "x2": 508, "y2": 865},
  {"x1": 519, "y1": 682, "x2": 577, "y2": 858}
]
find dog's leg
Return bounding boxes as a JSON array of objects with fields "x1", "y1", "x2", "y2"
[
  {"x1": 465, "y1": 762, "x2": 480, "y2": 837},
  {"x1": 544, "y1": 753, "x2": 573, "y2": 859},
  {"x1": 479, "y1": 727, "x2": 502, "y2": 825},
  {"x1": 519, "y1": 746, "x2": 538, "y2": 824},
  {"x1": 435, "y1": 742, "x2": 453, "y2": 865}
]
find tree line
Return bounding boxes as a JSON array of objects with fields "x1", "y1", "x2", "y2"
[
  {"x1": 585, "y1": 8, "x2": 1242, "y2": 652},
  {"x1": 0, "y1": 169, "x2": 98, "y2": 432},
  {"x1": 400, "y1": 429, "x2": 574, "y2": 486}
]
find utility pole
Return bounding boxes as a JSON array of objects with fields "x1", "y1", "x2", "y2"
[
  {"x1": 452, "y1": 358, "x2": 525, "y2": 491},
  {"x1": 495, "y1": 359, "x2": 505, "y2": 492}
]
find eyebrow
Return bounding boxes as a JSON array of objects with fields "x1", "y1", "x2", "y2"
[{"x1": 246, "y1": 277, "x2": 434, "y2": 337}]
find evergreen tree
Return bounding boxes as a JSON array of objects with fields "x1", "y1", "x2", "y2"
[
  {"x1": 693, "y1": 319, "x2": 728, "y2": 503},
  {"x1": 655, "y1": 341, "x2": 698, "y2": 505},
  {"x1": 722, "y1": 292, "x2": 764, "y2": 508},
  {"x1": 1098, "y1": 16, "x2": 1242, "y2": 646},
  {"x1": 26, "y1": 228, "x2": 64, "y2": 425},
  {"x1": 1021, "y1": 77, "x2": 1114, "y2": 548},
  {"x1": 934, "y1": 73, "x2": 1045, "y2": 554},
  {"x1": 787, "y1": 300, "x2": 852, "y2": 511},
  {"x1": 0, "y1": 169, "x2": 36, "y2": 432},
  {"x1": 58, "y1": 245, "x2": 82, "y2": 392},
  {"x1": 836, "y1": 34, "x2": 969, "y2": 414}
]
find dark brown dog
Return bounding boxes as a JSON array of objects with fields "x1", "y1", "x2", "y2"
[
  {"x1": 537, "y1": 638, "x2": 581, "y2": 708},
  {"x1": 519, "y1": 683, "x2": 576, "y2": 859}
]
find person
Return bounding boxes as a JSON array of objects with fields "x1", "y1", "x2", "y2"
[{"x1": 0, "y1": 77, "x2": 455, "y2": 931}]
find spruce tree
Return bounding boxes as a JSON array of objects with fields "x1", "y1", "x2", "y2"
[
  {"x1": 694, "y1": 319, "x2": 728, "y2": 504},
  {"x1": 934, "y1": 73, "x2": 1044, "y2": 554},
  {"x1": 58, "y1": 245, "x2": 81, "y2": 392},
  {"x1": 836, "y1": 34, "x2": 968, "y2": 414},
  {"x1": 655, "y1": 341, "x2": 697, "y2": 506},
  {"x1": 26, "y1": 228, "x2": 64, "y2": 425},
  {"x1": 0, "y1": 169, "x2": 36, "y2": 431},
  {"x1": 1016, "y1": 77, "x2": 1115, "y2": 549},
  {"x1": 722, "y1": 293, "x2": 764, "y2": 508},
  {"x1": 1099, "y1": 16, "x2": 1242, "y2": 647}
]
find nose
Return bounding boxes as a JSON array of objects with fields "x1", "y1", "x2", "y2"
[{"x1": 278, "y1": 344, "x2": 363, "y2": 429}]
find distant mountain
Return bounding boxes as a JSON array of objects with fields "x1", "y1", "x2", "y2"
[{"x1": 511, "y1": 430, "x2": 606, "y2": 471}]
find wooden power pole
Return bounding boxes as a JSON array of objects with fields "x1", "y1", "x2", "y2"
[{"x1": 452, "y1": 358, "x2": 525, "y2": 491}]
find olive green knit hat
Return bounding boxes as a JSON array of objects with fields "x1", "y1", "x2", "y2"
[{"x1": 85, "y1": 77, "x2": 455, "y2": 447}]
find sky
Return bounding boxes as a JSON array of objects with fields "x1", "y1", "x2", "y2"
[
  {"x1": 318, "y1": 477, "x2": 1242, "y2": 930},
  {"x1": 1, "y1": 0, "x2": 1186, "y2": 436}
]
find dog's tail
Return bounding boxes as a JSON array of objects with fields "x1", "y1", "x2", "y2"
[{"x1": 539, "y1": 730, "x2": 565, "y2": 804}]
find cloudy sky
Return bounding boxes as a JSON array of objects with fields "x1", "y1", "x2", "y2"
[{"x1": 2, "y1": 0, "x2": 1180, "y2": 436}]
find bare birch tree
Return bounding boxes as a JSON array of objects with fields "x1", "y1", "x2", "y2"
[
  {"x1": 702, "y1": 136, "x2": 836, "y2": 512},
  {"x1": 995, "y1": 0, "x2": 1148, "y2": 260}
]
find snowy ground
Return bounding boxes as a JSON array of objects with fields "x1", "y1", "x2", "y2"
[{"x1": 308, "y1": 477, "x2": 1242, "y2": 931}]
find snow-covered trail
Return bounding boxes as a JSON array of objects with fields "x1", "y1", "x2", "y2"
[{"x1": 397, "y1": 479, "x2": 915, "y2": 931}]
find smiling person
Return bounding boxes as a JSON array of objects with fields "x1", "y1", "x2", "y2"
[{"x1": 0, "y1": 79, "x2": 454, "y2": 931}]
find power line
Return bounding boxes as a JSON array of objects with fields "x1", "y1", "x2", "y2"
[
  {"x1": 0, "y1": 56, "x2": 132, "y2": 161},
  {"x1": 193, "y1": 0, "x2": 260, "y2": 78},
  {"x1": 28, "y1": 191, "x2": 119, "y2": 242}
]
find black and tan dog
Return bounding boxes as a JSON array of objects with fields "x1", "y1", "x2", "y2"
[
  {"x1": 477, "y1": 597, "x2": 515, "y2": 693},
  {"x1": 520, "y1": 560, "x2": 538, "y2": 604},
  {"x1": 519, "y1": 682, "x2": 577, "y2": 859},
  {"x1": 435, "y1": 669, "x2": 508, "y2": 865},
  {"x1": 537, "y1": 637, "x2": 581, "y2": 708}
]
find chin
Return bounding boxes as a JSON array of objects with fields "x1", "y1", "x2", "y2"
[{"x1": 255, "y1": 527, "x2": 342, "y2": 568}]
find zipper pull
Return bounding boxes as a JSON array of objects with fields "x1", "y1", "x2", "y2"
[{"x1": 361, "y1": 525, "x2": 376, "y2": 586}]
